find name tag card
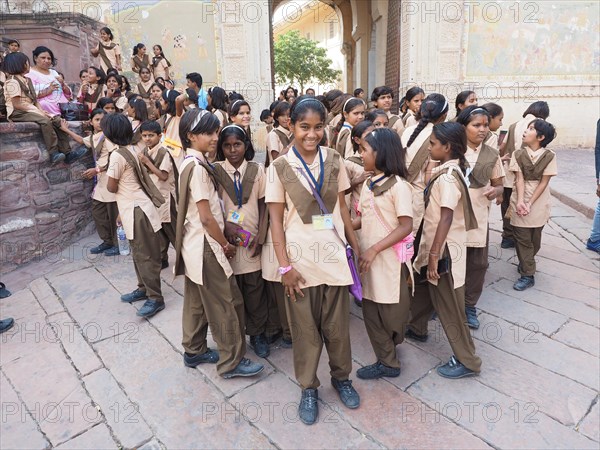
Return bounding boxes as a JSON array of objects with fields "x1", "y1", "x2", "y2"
[
  {"x1": 312, "y1": 214, "x2": 334, "y2": 231},
  {"x1": 227, "y1": 210, "x2": 245, "y2": 225}
]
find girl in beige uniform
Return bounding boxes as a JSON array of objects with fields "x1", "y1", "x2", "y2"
[
  {"x1": 214, "y1": 125, "x2": 278, "y2": 359},
  {"x1": 509, "y1": 119, "x2": 557, "y2": 291},
  {"x1": 401, "y1": 86, "x2": 425, "y2": 128},
  {"x1": 333, "y1": 98, "x2": 366, "y2": 159},
  {"x1": 77, "y1": 67, "x2": 105, "y2": 112},
  {"x1": 370, "y1": 86, "x2": 405, "y2": 138},
  {"x1": 174, "y1": 109, "x2": 264, "y2": 378},
  {"x1": 91, "y1": 27, "x2": 121, "y2": 73},
  {"x1": 207, "y1": 86, "x2": 228, "y2": 128},
  {"x1": 151, "y1": 45, "x2": 171, "y2": 80},
  {"x1": 498, "y1": 101, "x2": 550, "y2": 249},
  {"x1": 131, "y1": 44, "x2": 153, "y2": 81},
  {"x1": 267, "y1": 96, "x2": 361, "y2": 425},
  {"x1": 266, "y1": 101, "x2": 293, "y2": 165},
  {"x1": 452, "y1": 90, "x2": 478, "y2": 120},
  {"x1": 354, "y1": 128, "x2": 413, "y2": 380},
  {"x1": 456, "y1": 106, "x2": 505, "y2": 330},
  {"x1": 411, "y1": 122, "x2": 482, "y2": 378}
]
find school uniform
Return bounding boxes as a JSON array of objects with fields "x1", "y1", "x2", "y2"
[
  {"x1": 402, "y1": 109, "x2": 418, "y2": 128},
  {"x1": 410, "y1": 160, "x2": 482, "y2": 372},
  {"x1": 402, "y1": 123, "x2": 434, "y2": 234},
  {"x1": 84, "y1": 133, "x2": 119, "y2": 248},
  {"x1": 4, "y1": 75, "x2": 71, "y2": 157},
  {"x1": 213, "y1": 109, "x2": 228, "y2": 128},
  {"x1": 145, "y1": 143, "x2": 177, "y2": 263},
  {"x1": 387, "y1": 111, "x2": 405, "y2": 138},
  {"x1": 501, "y1": 114, "x2": 536, "y2": 242},
  {"x1": 358, "y1": 175, "x2": 413, "y2": 369},
  {"x1": 77, "y1": 83, "x2": 104, "y2": 111},
  {"x1": 464, "y1": 143, "x2": 504, "y2": 308},
  {"x1": 335, "y1": 124, "x2": 354, "y2": 159},
  {"x1": 106, "y1": 146, "x2": 164, "y2": 304},
  {"x1": 96, "y1": 41, "x2": 121, "y2": 73},
  {"x1": 344, "y1": 155, "x2": 365, "y2": 216},
  {"x1": 266, "y1": 125, "x2": 293, "y2": 165},
  {"x1": 508, "y1": 147, "x2": 557, "y2": 276},
  {"x1": 131, "y1": 54, "x2": 153, "y2": 80},
  {"x1": 152, "y1": 56, "x2": 170, "y2": 80},
  {"x1": 266, "y1": 146, "x2": 353, "y2": 389},
  {"x1": 213, "y1": 159, "x2": 277, "y2": 338},
  {"x1": 174, "y1": 150, "x2": 246, "y2": 375},
  {"x1": 484, "y1": 130, "x2": 499, "y2": 151}
]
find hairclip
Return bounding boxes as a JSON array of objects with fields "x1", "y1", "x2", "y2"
[
  {"x1": 190, "y1": 109, "x2": 210, "y2": 130},
  {"x1": 221, "y1": 124, "x2": 246, "y2": 134}
]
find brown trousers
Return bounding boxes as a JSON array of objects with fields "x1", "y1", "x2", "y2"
[
  {"x1": 362, "y1": 267, "x2": 411, "y2": 369},
  {"x1": 182, "y1": 239, "x2": 246, "y2": 375},
  {"x1": 501, "y1": 187, "x2": 514, "y2": 240},
  {"x1": 465, "y1": 236, "x2": 489, "y2": 308},
  {"x1": 285, "y1": 284, "x2": 352, "y2": 389},
  {"x1": 264, "y1": 281, "x2": 291, "y2": 340},
  {"x1": 159, "y1": 194, "x2": 177, "y2": 261},
  {"x1": 513, "y1": 226, "x2": 543, "y2": 276},
  {"x1": 91, "y1": 200, "x2": 118, "y2": 247},
  {"x1": 409, "y1": 275, "x2": 481, "y2": 372},
  {"x1": 129, "y1": 207, "x2": 163, "y2": 303},
  {"x1": 10, "y1": 110, "x2": 71, "y2": 155},
  {"x1": 235, "y1": 270, "x2": 268, "y2": 337}
]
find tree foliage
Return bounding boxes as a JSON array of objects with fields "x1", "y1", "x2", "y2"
[{"x1": 274, "y1": 30, "x2": 341, "y2": 92}]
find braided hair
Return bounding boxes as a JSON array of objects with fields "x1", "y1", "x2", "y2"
[{"x1": 406, "y1": 93, "x2": 449, "y2": 148}]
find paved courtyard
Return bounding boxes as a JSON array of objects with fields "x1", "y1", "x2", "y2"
[{"x1": 1, "y1": 148, "x2": 598, "y2": 449}]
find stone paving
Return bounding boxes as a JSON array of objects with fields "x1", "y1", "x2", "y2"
[{"x1": 1, "y1": 153, "x2": 599, "y2": 449}]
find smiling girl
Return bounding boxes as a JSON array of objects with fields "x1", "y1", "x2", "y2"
[
  {"x1": 334, "y1": 97, "x2": 365, "y2": 159},
  {"x1": 91, "y1": 27, "x2": 121, "y2": 73},
  {"x1": 266, "y1": 96, "x2": 361, "y2": 425}
]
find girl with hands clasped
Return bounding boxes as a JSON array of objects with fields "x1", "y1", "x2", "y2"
[
  {"x1": 352, "y1": 127, "x2": 414, "y2": 381},
  {"x1": 266, "y1": 96, "x2": 361, "y2": 425}
]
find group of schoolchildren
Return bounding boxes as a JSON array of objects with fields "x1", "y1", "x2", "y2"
[{"x1": 1, "y1": 30, "x2": 560, "y2": 426}]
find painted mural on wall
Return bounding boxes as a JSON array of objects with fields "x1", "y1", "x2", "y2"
[
  {"x1": 104, "y1": 0, "x2": 218, "y2": 86},
  {"x1": 466, "y1": 1, "x2": 599, "y2": 78}
]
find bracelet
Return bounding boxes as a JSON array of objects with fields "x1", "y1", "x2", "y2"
[
  {"x1": 95, "y1": 166, "x2": 101, "y2": 174},
  {"x1": 278, "y1": 265, "x2": 293, "y2": 276},
  {"x1": 220, "y1": 241, "x2": 229, "y2": 249},
  {"x1": 429, "y1": 252, "x2": 440, "y2": 257}
]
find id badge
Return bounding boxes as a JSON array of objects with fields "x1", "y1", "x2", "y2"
[
  {"x1": 312, "y1": 214, "x2": 334, "y2": 231},
  {"x1": 227, "y1": 210, "x2": 245, "y2": 225}
]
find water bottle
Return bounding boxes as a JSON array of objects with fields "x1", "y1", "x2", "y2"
[{"x1": 117, "y1": 225, "x2": 130, "y2": 256}]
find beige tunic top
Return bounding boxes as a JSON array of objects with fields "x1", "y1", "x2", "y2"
[
  {"x1": 485, "y1": 130, "x2": 499, "y2": 151},
  {"x1": 402, "y1": 122, "x2": 434, "y2": 233},
  {"x1": 403, "y1": 110, "x2": 418, "y2": 128},
  {"x1": 4, "y1": 76, "x2": 38, "y2": 117},
  {"x1": 344, "y1": 158, "x2": 365, "y2": 215},
  {"x1": 508, "y1": 147, "x2": 557, "y2": 228},
  {"x1": 216, "y1": 159, "x2": 266, "y2": 275},
  {"x1": 387, "y1": 111, "x2": 405, "y2": 138},
  {"x1": 266, "y1": 126, "x2": 292, "y2": 164},
  {"x1": 179, "y1": 150, "x2": 232, "y2": 285},
  {"x1": 504, "y1": 114, "x2": 536, "y2": 188},
  {"x1": 335, "y1": 125, "x2": 354, "y2": 159},
  {"x1": 147, "y1": 144, "x2": 175, "y2": 223},
  {"x1": 413, "y1": 160, "x2": 468, "y2": 288},
  {"x1": 83, "y1": 133, "x2": 118, "y2": 203},
  {"x1": 465, "y1": 144, "x2": 505, "y2": 247},
  {"x1": 152, "y1": 57, "x2": 170, "y2": 80},
  {"x1": 358, "y1": 175, "x2": 413, "y2": 303},
  {"x1": 106, "y1": 147, "x2": 162, "y2": 239},
  {"x1": 163, "y1": 115, "x2": 184, "y2": 169},
  {"x1": 265, "y1": 147, "x2": 353, "y2": 288},
  {"x1": 96, "y1": 42, "x2": 121, "y2": 73},
  {"x1": 214, "y1": 110, "x2": 228, "y2": 128}
]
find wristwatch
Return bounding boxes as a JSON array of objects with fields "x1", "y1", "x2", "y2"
[{"x1": 278, "y1": 265, "x2": 292, "y2": 276}]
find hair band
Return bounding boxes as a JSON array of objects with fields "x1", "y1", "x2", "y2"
[
  {"x1": 442, "y1": 99, "x2": 449, "y2": 112},
  {"x1": 343, "y1": 97, "x2": 364, "y2": 112},
  {"x1": 231, "y1": 99, "x2": 243, "y2": 109},
  {"x1": 190, "y1": 109, "x2": 210, "y2": 131},
  {"x1": 469, "y1": 107, "x2": 487, "y2": 116},
  {"x1": 221, "y1": 124, "x2": 246, "y2": 134}
]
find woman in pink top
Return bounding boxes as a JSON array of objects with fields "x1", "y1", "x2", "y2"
[{"x1": 26, "y1": 46, "x2": 70, "y2": 117}]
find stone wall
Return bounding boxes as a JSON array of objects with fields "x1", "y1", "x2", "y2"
[{"x1": 0, "y1": 122, "x2": 95, "y2": 275}]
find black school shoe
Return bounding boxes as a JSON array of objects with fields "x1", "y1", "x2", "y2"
[
  {"x1": 64, "y1": 146, "x2": 87, "y2": 164},
  {"x1": 331, "y1": 378, "x2": 360, "y2": 409},
  {"x1": 514, "y1": 276, "x2": 535, "y2": 291},
  {"x1": 104, "y1": 246, "x2": 120, "y2": 257},
  {"x1": 0, "y1": 318, "x2": 15, "y2": 334},
  {"x1": 356, "y1": 361, "x2": 401, "y2": 380},
  {"x1": 90, "y1": 242, "x2": 112, "y2": 254},
  {"x1": 136, "y1": 300, "x2": 165, "y2": 318},
  {"x1": 437, "y1": 356, "x2": 477, "y2": 379},
  {"x1": 121, "y1": 289, "x2": 148, "y2": 303},
  {"x1": 250, "y1": 334, "x2": 270, "y2": 358},
  {"x1": 405, "y1": 328, "x2": 429, "y2": 343},
  {"x1": 222, "y1": 358, "x2": 264, "y2": 379},
  {"x1": 184, "y1": 349, "x2": 219, "y2": 367},
  {"x1": 161, "y1": 259, "x2": 169, "y2": 270},
  {"x1": 501, "y1": 238, "x2": 515, "y2": 249},
  {"x1": 465, "y1": 306, "x2": 480, "y2": 329},
  {"x1": 299, "y1": 389, "x2": 318, "y2": 425}
]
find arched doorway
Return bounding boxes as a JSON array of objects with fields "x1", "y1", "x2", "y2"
[{"x1": 270, "y1": 0, "x2": 356, "y2": 94}]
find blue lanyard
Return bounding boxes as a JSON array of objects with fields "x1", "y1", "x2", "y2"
[
  {"x1": 233, "y1": 171, "x2": 243, "y2": 208},
  {"x1": 292, "y1": 146, "x2": 324, "y2": 194},
  {"x1": 368, "y1": 174, "x2": 386, "y2": 191}
]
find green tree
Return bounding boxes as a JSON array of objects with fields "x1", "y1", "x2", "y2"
[{"x1": 274, "y1": 30, "x2": 341, "y2": 93}]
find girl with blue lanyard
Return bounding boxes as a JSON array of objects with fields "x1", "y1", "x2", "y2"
[
  {"x1": 334, "y1": 97, "x2": 366, "y2": 159},
  {"x1": 266, "y1": 96, "x2": 361, "y2": 425},
  {"x1": 213, "y1": 124, "x2": 278, "y2": 359},
  {"x1": 353, "y1": 128, "x2": 414, "y2": 380}
]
